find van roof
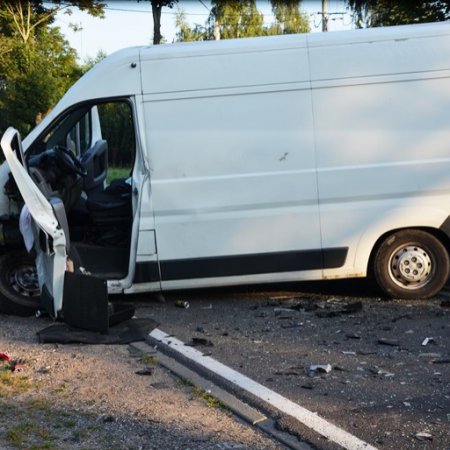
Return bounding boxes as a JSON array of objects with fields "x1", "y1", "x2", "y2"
[{"x1": 23, "y1": 21, "x2": 450, "y2": 149}]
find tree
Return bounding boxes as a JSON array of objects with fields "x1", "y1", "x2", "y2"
[
  {"x1": 138, "y1": 1, "x2": 178, "y2": 45},
  {"x1": 267, "y1": 0, "x2": 310, "y2": 35},
  {"x1": 174, "y1": 1, "x2": 310, "y2": 43},
  {"x1": 0, "y1": 1, "x2": 104, "y2": 44},
  {"x1": 211, "y1": 0, "x2": 265, "y2": 39},
  {"x1": 0, "y1": 1, "x2": 105, "y2": 137},
  {"x1": 347, "y1": 0, "x2": 450, "y2": 27},
  {"x1": 175, "y1": 10, "x2": 207, "y2": 42}
]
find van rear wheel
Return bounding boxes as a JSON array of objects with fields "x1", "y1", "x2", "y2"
[
  {"x1": 0, "y1": 250, "x2": 40, "y2": 316},
  {"x1": 373, "y1": 230, "x2": 449, "y2": 299}
]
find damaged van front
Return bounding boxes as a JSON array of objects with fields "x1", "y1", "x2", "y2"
[{"x1": 0, "y1": 47, "x2": 144, "y2": 317}]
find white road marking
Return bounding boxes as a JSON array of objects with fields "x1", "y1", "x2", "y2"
[{"x1": 150, "y1": 328, "x2": 377, "y2": 450}]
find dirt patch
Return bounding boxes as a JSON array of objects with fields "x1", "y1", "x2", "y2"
[{"x1": 0, "y1": 314, "x2": 281, "y2": 450}]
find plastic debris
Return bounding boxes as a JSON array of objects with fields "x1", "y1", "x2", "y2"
[
  {"x1": 0, "y1": 352, "x2": 11, "y2": 361},
  {"x1": 309, "y1": 364, "x2": 332, "y2": 374},
  {"x1": 11, "y1": 364, "x2": 24, "y2": 373},
  {"x1": 421, "y1": 337, "x2": 434, "y2": 346}
]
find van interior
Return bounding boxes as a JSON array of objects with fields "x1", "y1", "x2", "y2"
[{"x1": 6, "y1": 100, "x2": 136, "y2": 281}]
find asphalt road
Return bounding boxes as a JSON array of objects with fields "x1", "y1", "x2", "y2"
[{"x1": 129, "y1": 279, "x2": 450, "y2": 450}]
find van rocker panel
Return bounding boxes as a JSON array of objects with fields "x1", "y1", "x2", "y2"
[{"x1": 134, "y1": 248, "x2": 348, "y2": 283}]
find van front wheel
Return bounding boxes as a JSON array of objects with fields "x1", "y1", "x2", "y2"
[
  {"x1": 374, "y1": 230, "x2": 449, "y2": 299},
  {"x1": 0, "y1": 250, "x2": 40, "y2": 316}
]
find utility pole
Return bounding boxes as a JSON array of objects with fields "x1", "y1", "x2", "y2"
[{"x1": 322, "y1": 0, "x2": 328, "y2": 32}]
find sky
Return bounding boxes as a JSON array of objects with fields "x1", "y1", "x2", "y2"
[{"x1": 54, "y1": 0, "x2": 354, "y2": 62}]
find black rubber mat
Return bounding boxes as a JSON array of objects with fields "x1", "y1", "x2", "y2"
[{"x1": 37, "y1": 318, "x2": 158, "y2": 345}]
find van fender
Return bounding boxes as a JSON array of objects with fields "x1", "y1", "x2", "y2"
[{"x1": 352, "y1": 206, "x2": 450, "y2": 276}]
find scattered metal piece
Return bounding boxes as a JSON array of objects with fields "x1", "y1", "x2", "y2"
[{"x1": 175, "y1": 300, "x2": 189, "y2": 309}]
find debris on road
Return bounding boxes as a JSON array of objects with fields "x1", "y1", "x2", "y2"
[
  {"x1": 421, "y1": 337, "x2": 435, "y2": 346},
  {"x1": 187, "y1": 337, "x2": 214, "y2": 347},
  {"x1": 346, "y1": 332, "x2": 361, "y2": 340},
  {"x1": 1, "y1": 352, "x2": 25, "y2": 373},
  {"x1": 135, "y1": 367, "x2": 154, "y2": 376},
  {"x1": 308, "y1": 364, "x2": 332, "y2": 374},
  {"x1": 415, "y1": 431, "x2": 433, "y2": 441},
  {"x1": 431, "y1": 358, "x2": 450, "y2": 364},
  {"x1": 175, "y1": 300, "x2": 190, "y2": 309},
  {"x1": 0, "y1": 351, "x2": 11, "y2": 361},
  {"x1": 315, "y1": 301, "x2": 363, "y2": 318},
  {"x1": 377, "y1": 338, "x2": 400, "y2": 347},
  {"x1": 418, "y1": 353, "x2": 442, "y2": 358}
]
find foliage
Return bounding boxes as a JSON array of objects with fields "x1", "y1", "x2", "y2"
[
  {"x1": 347, "y1": 0, "x2": 450, "y2": 27},
  {"x1": 175, "y1": 1, "x2": 309, "y2": 42},
  {"x1": 97, "y1": 102, "x2": 134, "y2": 169},
  {"x1": 268, "y1": 0, "x2": 310, "y2": 35},
  {"x1": 82, "y1": 49, "x2": 107, "y2": 74},
  {"x1": 175, "y1": 9, "x2": 207, "y2": 42},
  {"x1": 0, "y1": 1, "x2": 104, "y2": 137},
  {"x1": 211, "y1": 0, "x2": 265, "y2": 39}
]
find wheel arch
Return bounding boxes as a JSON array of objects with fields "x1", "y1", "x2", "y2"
[{"x1": 367, "y1": 226, "x2": 450, "y2": 278}]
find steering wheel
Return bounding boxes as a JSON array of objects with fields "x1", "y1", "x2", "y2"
[{"x1": 53, "y1": 146, "x2": 87, "y2": 177}]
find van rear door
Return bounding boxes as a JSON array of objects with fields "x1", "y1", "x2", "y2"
[{"x1": 1, "y1": 127, "x2": 67, "y2": 318}]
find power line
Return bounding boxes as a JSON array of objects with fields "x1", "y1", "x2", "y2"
[{"x1": 198, "y1": 0, "x2": 211, "y2": 12}]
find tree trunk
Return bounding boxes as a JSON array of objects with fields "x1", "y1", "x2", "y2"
[{"x1": 152, "y1": 2, "x2": 163, "y2": 44}]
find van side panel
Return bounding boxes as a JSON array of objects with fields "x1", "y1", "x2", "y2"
[
  {"x1": 310, "y1": 33, "x2": 450, "y2": 277},
  {"x1": 142, "y1": 47, "x2": 324, "y2": 285}
]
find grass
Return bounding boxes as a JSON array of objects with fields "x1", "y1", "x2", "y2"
[
  {"x1": 0, "y1": 368, "x2": 36, "y2": 398},
  {"x1": 52, "y1": 382, "x2": 68, "y2": 396},
  {"x1": 6, "y1": 422, "x2": 55, "y2": 449},
  {"x1": 0, "y1": 398, "x2": 104, "y2": 449},
  {"x1": 191, "y1": 386, "x2": 230, "y2": 412},
  {"x1": 140, "y1": 352, "x2": 158, "y2": 366},
  {"x1": 107, "y1": 166, "x2": 131, "y2": 183}
]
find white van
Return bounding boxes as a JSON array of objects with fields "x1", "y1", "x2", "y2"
[{"x1": 2, "y1": 22, "x2": 450, "y2": 318}]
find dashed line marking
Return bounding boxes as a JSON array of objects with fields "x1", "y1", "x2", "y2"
[{"x1": 150, "y1": 328, "x2": 378, "y2": 450}]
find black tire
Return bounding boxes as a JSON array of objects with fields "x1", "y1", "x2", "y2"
[
  {"x1": 373, "y1": 230, "x2": 449, "y2": 299},
  {"x1": 0, "y1": 250, "x2": 40, "y2": 316}
]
